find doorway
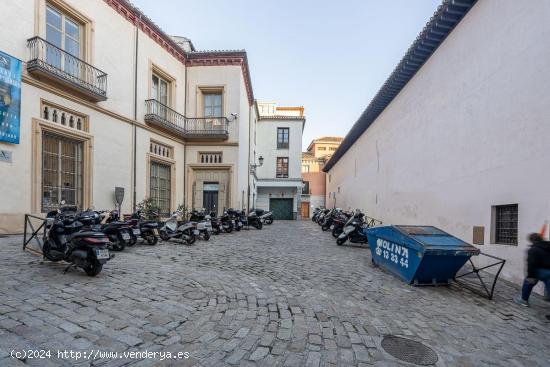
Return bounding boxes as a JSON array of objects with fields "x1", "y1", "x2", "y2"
[
  {"x1": 203, "y1": 182, "x2": 219, "y2": 213},
  {"x1": 300, "y1": 201, "x2": 310, "y2": 219}
]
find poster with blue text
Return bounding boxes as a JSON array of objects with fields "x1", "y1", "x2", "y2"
[{"x1": 0, "y1": 51, "x2": 22, "y2": 144}]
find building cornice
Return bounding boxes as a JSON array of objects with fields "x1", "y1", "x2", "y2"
[
  {"x1": 103, "y1": 0, "x2": 255, "y2": 105},
  {"x1": 323, "y1": 0, "x2": 477, "y2": 172},
  {"x1": 258, "y1": 115, "x2": 306, "y2": 121}
]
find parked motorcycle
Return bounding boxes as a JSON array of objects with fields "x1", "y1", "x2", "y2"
[
  {"x1": 128, "y1": 210, "x2": 160, "y2": 245},
  {"x1": 253, "y1": 208, "x2": 273, "y2": 225},
  {"x1": 159, "y1": 210, "x2": 198, "y2": 244},
  {"x1": 336, "y1": 211, "x2": 368, "y2": 246},
  {"x1": 43, "y1": 206, "x2": 112, "y2": 276},
  {"x1": 321, "y1": 208, "x2": 341, "y2": 231}
]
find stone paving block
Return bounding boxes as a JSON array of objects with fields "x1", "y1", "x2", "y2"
[{"x1": 0, "y1": 223, "x2": 549, "y2": 367}]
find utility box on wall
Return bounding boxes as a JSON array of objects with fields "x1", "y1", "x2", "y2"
[{"x1": 473, "y1": 226, "x2": 484, "y2": 245}]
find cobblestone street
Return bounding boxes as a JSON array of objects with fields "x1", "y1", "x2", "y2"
[{"x1": 1, "y1": 221, "x2": 549, "y2": 366}]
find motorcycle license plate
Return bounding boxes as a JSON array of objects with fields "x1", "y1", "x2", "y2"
[
  {"x1": 95, "y1": 249, "x2": 109, "y2": 260},
  {"x1": 122, "y1": 232, "x2": 131, "y2": 240},
  {"x1": 330, "y1": 225, "x2": 335, "y2": 230},
  {"x1": 132, "y1": 228, "x2": 140, "y2": 235},
  {"x1": 193, "y1": 230, "x2": 200, "y2": 235}
]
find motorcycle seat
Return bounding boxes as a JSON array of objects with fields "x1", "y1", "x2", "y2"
[{"x1": 71, "y1": 231, "x2": 107, "y2": 239}]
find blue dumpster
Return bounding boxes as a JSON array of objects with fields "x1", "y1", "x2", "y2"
[{"x1": 365, "y1": 225, "x2": 480, "y2": 285}]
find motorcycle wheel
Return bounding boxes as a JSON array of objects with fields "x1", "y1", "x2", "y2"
[
  {"x1": 159, "y1": 230, "x2": 170, "y2": 241},
  {"x1": 42, "y1": 239, "x2": 62, "y2": 262},
  {"x1": 203, "y1": 232, "x2": 210, "y2": 241},
  {"x1": 186, "y1": 235, "x2": 196, "y2": 245},
  {"x1": 213, "y1": 227, "x2": 221, "y2": 235},
  {"x1": 84, "y1": 260, "x2": 103, "y2": 276},
  {"x1": 224, "y1": 226, "x2": 233, "y2": 233},
  {"x1": 321, "y1": 224, "x2": 329, "y2": 231},
  {"x1": 266, "y1": 217, "x2": 273, "y2": 225},
  {"x1": 235, "y1": 225, "x2": 241, "y2": 231},
  {"x1": 114, "y1": 241, "x2": 126, "y2": 251},
  {"x1": 146, "y1": 234, "x2": 158, "y2": 246},
  {"x1": 127, "y1": 236, "x2": 137, "y2": 246},
  {"x1": 336, "y1": 237, "x2": 346, "y2": 246},
  {"x1": 332, "y1": 228, "x2": 342, "y2": 238},
  {"x1": 254, "y1": 221, "x2": 263, "y2": 230}
]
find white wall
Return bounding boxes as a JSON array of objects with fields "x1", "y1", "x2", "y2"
[
  {"x1": 326, "y1": 0, "x2": 550, "y2": 288},
  {"x1": 255, "y1": 119, "x2": 303, "y2": 180}
]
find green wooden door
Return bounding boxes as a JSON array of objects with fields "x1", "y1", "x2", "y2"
[{"x1": 270, "y1": 198, "x2": 293, "y2": 220}]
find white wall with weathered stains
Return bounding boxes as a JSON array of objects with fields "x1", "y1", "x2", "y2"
[{"x1": 326, "y1": 0, "x2": 550, "y2": 289}]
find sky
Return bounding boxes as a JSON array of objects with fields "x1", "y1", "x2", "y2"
[{"x1": 131, "y1": 0, "x2": 442, "y2": 150}]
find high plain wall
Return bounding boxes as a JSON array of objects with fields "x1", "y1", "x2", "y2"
[{"x1": 326, "y1": 0, "x2": 550, "y2": 287}]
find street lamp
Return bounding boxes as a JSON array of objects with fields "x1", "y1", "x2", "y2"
[{"x1": 251, "y1": 156, "x2": 263, "y2": 170}]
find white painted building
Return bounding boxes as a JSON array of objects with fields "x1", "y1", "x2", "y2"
[
  {"x1": 324, "y1": 0, "x2": 550, "y2": 290},
  {"x1": 254, "y1": 102, "x2": 305, "y2": 219},
  {"x1": 0, "y1": 0, "x2": 292, "y2": 233}
]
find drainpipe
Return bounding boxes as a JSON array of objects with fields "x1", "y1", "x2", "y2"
[
  {"x1": 132, "y1": 14, "x2": 141, "y2": 211},
  {"x1": 183, "y1": 59, "x2": 188, "y2": 210},
  {"x1": 247, "y1": 103, "x2": 253, "y2": 213}
]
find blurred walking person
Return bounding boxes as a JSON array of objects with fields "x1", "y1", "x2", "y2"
[{"x1": 515, "y1": 232, "x2": 550, "y2": 306}]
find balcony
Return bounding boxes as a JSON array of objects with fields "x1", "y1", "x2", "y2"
[
  {"x1": 27, "y1": 37, "x2": 107, "y2": 102},
  {"x1": 144, "y1": 99, "x2": 229, "y2": 141}
]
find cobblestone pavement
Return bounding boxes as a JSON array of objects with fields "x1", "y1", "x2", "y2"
[{"x1": 1, "y1": 221, "x2": 549, "y2": 367}]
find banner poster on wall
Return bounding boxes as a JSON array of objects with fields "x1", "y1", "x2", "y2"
[{"x1": 0, "y1": 50, "x2": 22, "y2": 144}]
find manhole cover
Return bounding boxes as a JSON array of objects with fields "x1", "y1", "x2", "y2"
[{"x1": 381, "y1": 335, "x2": 438, "y2": 365}]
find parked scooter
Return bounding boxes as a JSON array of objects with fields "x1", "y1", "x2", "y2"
[
  {"x1": 253, "y1": 208, "x2": 273, "y2": 225},
  {"x1": 241, "y1": 209, "x2": 263, "y2": 230},
  {"x1": 98, "y1": 210, "x2": 134, "y2": 251},
  {"x1": 209, "y1": 210, "x2": 223, "y2": 235},
  {"x1": 189, "y1": 209, "x2": 212, "y2": 241},
  {"x1": 321, "y1": 208, "x2": 341, "y2": 231},
  {"x1": 159, "y1": 210, "x2": 198, "y2": 244},
  {"x1": 220, "y1": 210, "x2": 235, "y2": 233},
  {"x1": 312, "y1": 207, "x2": 323, "y2": 222},
  {"x1": 127, "y1": 210, "x2": 160, "y2": 245},
  {"x1": 336, "y1": 210, "x2": 368, "y2": 246},
  {"x1": 227, "y1": 209, "x2": 244, "y2": 231},
  {"x1": 331, "y1": 210, "x2": 351, "y2": 238},
  {"x1": 43, "y1": 205, "x2": 112, "y2": 276}
]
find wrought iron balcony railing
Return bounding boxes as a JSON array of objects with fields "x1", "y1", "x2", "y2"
[
  {"x1": 145, "y1": 99, "x2": 229, "y2": 140},
  {"x1": 27, "y1": 36, "x2": 107, "y2": 101}
]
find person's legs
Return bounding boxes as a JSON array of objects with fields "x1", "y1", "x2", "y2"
[
  {"x1": 535, "y1": 269, "x2": 550, "y2": 301},
  {"x1": 519, "y1": 278, "x2": 537, "y2": 303}
]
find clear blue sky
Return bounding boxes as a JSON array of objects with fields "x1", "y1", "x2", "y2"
[{"x1": 131, "y1": 0, "x2": 442, "y2": 150}]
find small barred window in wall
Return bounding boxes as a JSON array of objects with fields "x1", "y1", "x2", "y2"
[
  {"x1": 276, "y1": 157, "x2": 289, "y2": 178},
  {"x1": 150, "y1": 141, "x2": 173, "y2": 158},
  {"x1": 46, "y1": 5, "x2": 81, "y2": 77},
  {"x1": 494, "y1": 204, "x2": 518, "y2": 245},
  {"x1": 277, "y1": 128, "x2": 289, "y2": 149},
  {"x1": 150, "y1": 161, "x2": 171, "y2": 216},
  {"x1": 42, "y1": 132, "x2": 83, "y2": 212}
]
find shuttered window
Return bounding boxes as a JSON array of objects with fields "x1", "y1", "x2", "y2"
[
  {"x1": 42, "y1": 132, "x2": 83, "y2": 212},
  {"x1": 150, "y1": 161, "x2": 171, "y2": 215}
]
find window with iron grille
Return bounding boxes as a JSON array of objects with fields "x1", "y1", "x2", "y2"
[
  {"x1": 302, "y1": 181, "x2": 310, "y2": 195},
  {"x1": 150, "y1": 161, "x2": 171, "y2": 216},
  {"x1": 42, "y1": 132, "x2": 83, "y2": 212},
  {"x1": 494, "y1": 204, "x2": 518, "y2": 245},
  {"x1": 276, "y1": 157, "x2": 289, "y2": 178},
  {"x1": 277, "y1": 128, "x2": 289, "y2": 149}
]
